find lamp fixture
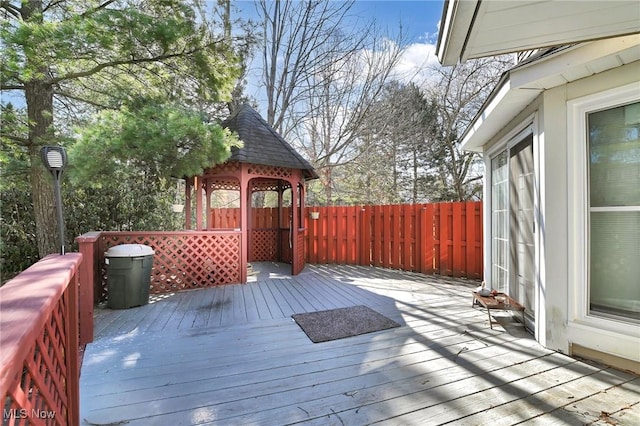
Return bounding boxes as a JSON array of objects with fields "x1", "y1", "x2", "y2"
[{"x1": 41, "y1": 145, "x2": 67, "y2": 171}]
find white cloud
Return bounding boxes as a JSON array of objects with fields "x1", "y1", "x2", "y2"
[{"x1": 391, "y1": 41, "x2": 440, "y2": 85}]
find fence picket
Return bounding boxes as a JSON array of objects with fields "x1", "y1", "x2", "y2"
[
  {"x1": 391, "y1": 205, "x2": 401, "y2": 269},
  {"x1": 404, "y1": 205, "x2": 412, "y2": 271},
  {"x1": 453, "y1": 202, "x2": 464, "y2": 277},
  {"x1": 359, "y1": 207, "x2": 370, "y2": 266}
]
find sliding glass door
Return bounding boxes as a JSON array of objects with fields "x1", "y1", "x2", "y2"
[
  {"x1": 491, "y1": 132, "x2": 536, "y2": 330},
  {"x1": 509, "y1": 136, "x2": 535, "y2": 321}
]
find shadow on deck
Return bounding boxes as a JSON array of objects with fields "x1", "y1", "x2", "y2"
[{"x1": 81, "y1": 264, "x2": 639, "y2": 425}]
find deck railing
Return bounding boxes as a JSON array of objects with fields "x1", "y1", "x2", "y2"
[
  {"x1": 0, "y1": 254, "x2": 81, "y2": 426},
  {"x1": 77, "y1": 230, "x2": 242, "y2": 303}
]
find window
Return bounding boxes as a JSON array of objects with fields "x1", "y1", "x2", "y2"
[{"x1": 588, "y1": 101, "x2": 640, "y2": 321}]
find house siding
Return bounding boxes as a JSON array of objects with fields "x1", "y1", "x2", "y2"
[{"x1": 482, "y1": 60, "x2": 640, "y2": 368}]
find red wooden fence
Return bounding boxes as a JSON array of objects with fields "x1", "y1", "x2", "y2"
[
  {"x1": 305, "y1": 202, "x2": 483, "y2": 279},
  {"x1": 211, "y1": 202, "x2": 483, "y2": 280},
  {"x1": 0, "y1": 254, "x2": 81, "y2": 426}
]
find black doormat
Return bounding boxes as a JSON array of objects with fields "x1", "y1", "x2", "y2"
[{"x1": 292, "y1": 305, "x2": 400, "y2": 343}]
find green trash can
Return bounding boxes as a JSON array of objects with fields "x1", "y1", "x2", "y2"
[{"x1": 105, "y1": 244, "x2": 154, "y2": 309}]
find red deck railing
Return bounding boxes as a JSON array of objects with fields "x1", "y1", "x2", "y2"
[
  {"x1": 77, "y1": 230, "x2": 242, "y2": 303},
  {"x1": 0, "y1": 254, "x2": 81, "y2": 426}
]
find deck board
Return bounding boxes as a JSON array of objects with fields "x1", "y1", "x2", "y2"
[{"x1": 81, "y1": 263, "x2": 639, "y2": 425}]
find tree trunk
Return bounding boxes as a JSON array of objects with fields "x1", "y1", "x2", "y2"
[
  {"x1": 322, "y1": 167, "x2": 333, "y2": 204},
  {"x1": 25, "y1": 75, "x2": 58, "y2": 256},
  {"x1": 22, "y1": 0, "x2": 59, "y2": 257}
]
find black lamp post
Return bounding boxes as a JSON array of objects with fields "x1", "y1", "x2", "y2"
[{"x1": 41, "y1": 146, "x2": 68, "y2": 255}]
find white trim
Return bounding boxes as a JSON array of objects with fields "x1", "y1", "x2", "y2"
[
  {"x1": 567, "y1": 82, "x2": 640, "y2": 341},
  {"x1": 531, "y1": 114, "x2": 542, "y2": 344},
  {"x1": 460, "y1": 35, "x2": 640, "y2": 153},
  {"x1": 590, "y1": 206, "x2": 640, "y2": 213},
  {"x1": 482, "y1": 156, "x2": 491, "y2": 282},
  {"x1": 486, "y1": 114, "x2": 536, "y2": 157},
  {"x1": 436, "y1": 0, "x2": 480, "y2": 66}
]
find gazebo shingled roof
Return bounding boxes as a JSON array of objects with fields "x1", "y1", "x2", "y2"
[{"x1": 223, "y1": 104, "x2": 318, "y2": 180}]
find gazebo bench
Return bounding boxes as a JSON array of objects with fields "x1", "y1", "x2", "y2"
[{"x1": 471, "y1": 291, "x2": 525, "y2": 329}]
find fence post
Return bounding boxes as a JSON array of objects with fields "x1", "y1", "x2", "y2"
[
  {"x1": 391, "y1": 204, "x2": 401, "y2": 269},
  {"x1": 75, "y1": 231, "x2": 100, "y2": 345},
  {"x1": 370, "y1": 205, "x2": 379, "y2": 266},
  {"x1": 66, "y1": 264, "x2": 81, "y2": 426},
  {"x1": 416, "y1": 206, "x2": 423, "y2": 273},
  {"x1": 336, "y1": 206, "x2": 345, "y2": 264}
]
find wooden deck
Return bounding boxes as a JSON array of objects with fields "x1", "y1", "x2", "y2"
[{"x1": 80, "y1": 264, "x2": 639, "y2": 425}]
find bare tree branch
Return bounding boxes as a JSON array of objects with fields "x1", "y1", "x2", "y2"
[
  {"x1": 1, "y1": 84, "x2": 24, "y2": 91},
  {"x1": 0, "y1": 1, "x2": 21, "y2": 18}
]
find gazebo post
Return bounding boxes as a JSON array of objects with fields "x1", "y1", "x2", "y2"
[
  {"x1": 195, "y1": 176, "x2": 203, "y2": 231},
  {"x1": 291, "y1": 177, "x2": 299, "y2": 275},
  {"x1": 204, "y1": 177, "x2": 211, "y2": 230},
  {"x1": 239, "y1": 166, "x2": 249, "y2": 283},
  {"x1": 291, "y1": 173, "x2": 307, "y2": 275},
  {"x1": 277, "y1": 181, "x2": 283, "y2": 260},
  {"x1": 299, "y1": 178, "x2": 306, "y2": 273},
  {"x1": 185, "y1": 177, "x2": 192, "y2": 230},
  {"x1": 300, "y1": 179, "x2": 305, "y2": 222}
]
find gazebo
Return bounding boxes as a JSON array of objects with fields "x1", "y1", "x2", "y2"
[{"x1": 183, "y1": 105, "x2": 317, "y2": 283}]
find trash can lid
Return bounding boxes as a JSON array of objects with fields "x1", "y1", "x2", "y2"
[{"x1": 105, "y1": 244, "x2": 155, "y2": 257}]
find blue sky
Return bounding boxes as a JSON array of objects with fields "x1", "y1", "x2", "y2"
[
  {"x1": 349, "y1": 0, "x2": 444, "y2": 44},
  {"x1": 236, "y1": 0, "x2": 446, "y2": 103},
  {"x1": 234, "y1": 1, "x2": 444, "y2": 45}
]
